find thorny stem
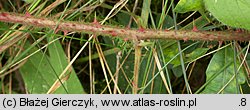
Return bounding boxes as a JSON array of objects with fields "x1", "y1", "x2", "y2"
[{"x1": 0, "y1": 12, "x2": 250, "y2": 42}]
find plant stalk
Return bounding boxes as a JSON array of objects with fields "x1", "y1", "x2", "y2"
[{"x1": 0, "y1": 12, "x2": 250, "y2": 42}]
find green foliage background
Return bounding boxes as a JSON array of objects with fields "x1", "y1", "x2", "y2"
[{"x1": 0, "y1": 0, "x2": 249, "y2": 94}]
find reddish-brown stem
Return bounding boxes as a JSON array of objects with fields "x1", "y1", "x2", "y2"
[{"x1": 0, "y1": 12, "x2": 250, "y2": 41}]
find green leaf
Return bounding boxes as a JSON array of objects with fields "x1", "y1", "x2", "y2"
[
  {"x1": 19, "y1": 40, "x2": 85, "y2": 94},
  {"x1": 163, "y1": 42, "x2": 181, "y2": 67},
  {"x1": 19, "y1": 42, "x2": 56, "y2": 93},
  {"x1": 204, "y1": 0, "x2": 250, "y2": 30},
  {"x1": 181, "y1": 16, "x2": 211, "y2": 30},
  {"x1": 47, "y1": 38, "x2": 85, "y2": 94},
  {"x1": 185, "y1": 48, "x2": 209, "y2": 62},
  {"x1": 141, "y1": 0, "x2": 151, "y2": 27},
  {"x1": 171, "y1": 47, "x2": 209, "y2": 78},
  {"x1": 175, "y1": 0, "x2": 203, "y2": 13},
  {"x1": 163, "y1": 42, "x2": 209, "y2": 67},
  {"x1": 156, "y1": 14, "x2": 175, "y2": 29},
  {"x1": 201, "y1": 46, "x2": 245, "y2": 94}
]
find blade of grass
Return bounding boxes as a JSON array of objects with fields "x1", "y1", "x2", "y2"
[
  {"x1": 141, "y1": 0, "x2": 151, "y2": 28},
  {"x1": 171, "y1": 0, "x2": 191, "y2": 93},
  {"x1": 153, "y1": 49, "x2": 171, "y2": 93},
  {"x1": 234, "y1": 41, "x2": 240, "y2": 93},
  {"x1": 139, "y1": 42, "x2": 199, "y2": 93}
]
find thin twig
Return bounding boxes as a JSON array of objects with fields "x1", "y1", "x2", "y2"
[{"x1": 133, "y1": 40, "x2": 141, "y2": 94}]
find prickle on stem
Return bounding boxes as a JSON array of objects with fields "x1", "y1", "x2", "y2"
[
  {"x1": 92, "y1": 17, "x2": 101, "y2": 28},
  {"x1": 63, "y1": 30, "x2": 69, "y2": 36},
  {"x1": 183, "y1": 37, "x2": 188, "y2": 42},
  {"x1": 109, "y1": 30, "x2": 117, "y2": 36},
  {"x1": 123, "y1": 37, "x2": 129, "y2": 41},
  {"x1": 192, "y1": 26, "x2": 199, "y2": 32},
  {"x1": 138, "y1": 26, "x2": 145, "y2": 33},
  {"x1": 25, "y1": 12, "x2": 31, "y2": 17}
]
